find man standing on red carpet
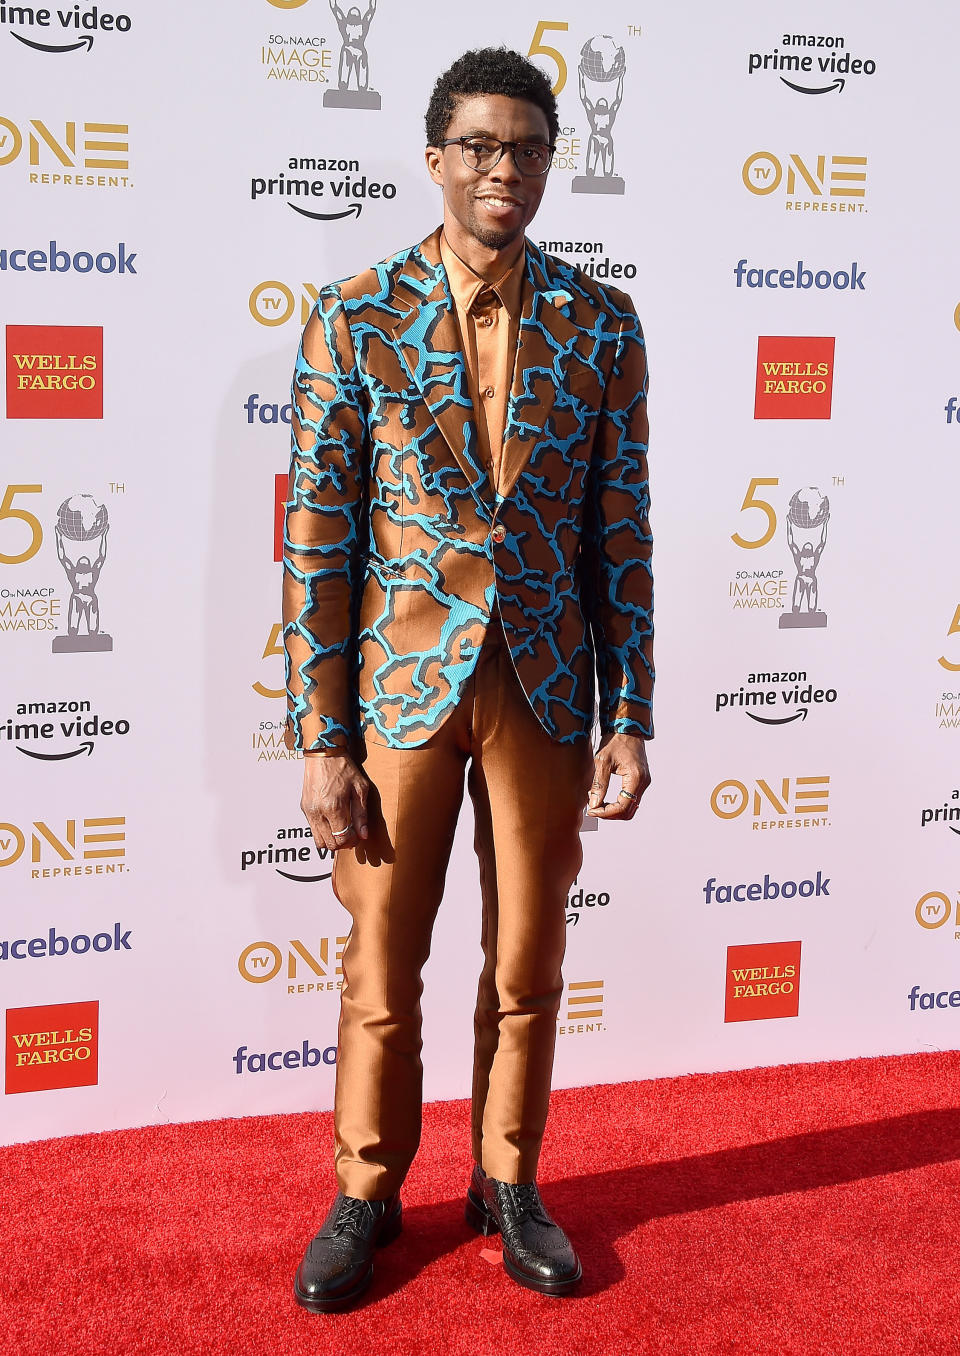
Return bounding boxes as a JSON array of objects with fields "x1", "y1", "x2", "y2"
[{"x1": 282, "y1": 46, "x2": 653, "y2": 1310}]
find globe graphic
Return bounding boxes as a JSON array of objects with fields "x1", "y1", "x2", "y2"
[
  {"x1": 57, "y1": 494, "x2": 108, "y2": 542},
  {"x1": 787, "y1": 487, "x2": 829, "y2": 530},
  {"x1": 580, "y1": 35, "x2": 626, "y2": 83}
]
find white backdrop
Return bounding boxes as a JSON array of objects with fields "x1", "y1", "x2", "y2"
[{"x1": 3, "y1": 0, "x2": 959, "y2": 1145}]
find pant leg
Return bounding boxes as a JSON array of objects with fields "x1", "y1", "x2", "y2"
[
  {"x1": 332, "y1": 715, "x2": 469, "y2": 1200},
  {"x1": 467, "y1": 634, "x2": 594, "y2": 1182}
]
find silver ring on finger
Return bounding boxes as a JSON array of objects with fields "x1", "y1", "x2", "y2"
[
  {"x1": 618, "y1": 789, "x2": 638, "y2": 803},
  {"x1": 331, "y1": 825, "x2": 353, "y2": 837}
]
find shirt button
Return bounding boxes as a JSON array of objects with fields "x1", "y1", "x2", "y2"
[
  {"x1": 483, "y1": 386, "x2": 495, "y2": 399},
  {"x1": 491, "y1": 524, "x2": 506, "y2": 544}
]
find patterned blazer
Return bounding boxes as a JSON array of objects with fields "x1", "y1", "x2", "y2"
[{"x1": 282, "y1": 226, "x2": 653, "y2": 751}]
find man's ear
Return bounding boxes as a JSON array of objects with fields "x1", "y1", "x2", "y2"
[{"x1": 424, "y1": 146, "x2": 444, "y2": 187}]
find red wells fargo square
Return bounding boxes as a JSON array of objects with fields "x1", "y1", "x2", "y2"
[
  {"x1": 754, "y1": 336, "x2": 835, "y2": 420},
  {"x1": 725, "y1": 941, "x2": 802, "y2": 1023},
  {"x1": 5, "y1": 1000, "x2": 99, "y2": 1094},
  {"x1": 5, "y1": 324, "x2": 103, "y2": 419}
]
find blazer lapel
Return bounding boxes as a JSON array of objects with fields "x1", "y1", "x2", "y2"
[
  {"x1": 497, "y1": 245, "x2": 582, "y2": 505},
  {"x1": 391, "y1": 229, "x2": 493, "y2": 520}
]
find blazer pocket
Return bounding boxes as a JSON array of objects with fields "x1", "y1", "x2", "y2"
[{"x1": 564, "y1": 366, "x2": 603, "y2": 409}]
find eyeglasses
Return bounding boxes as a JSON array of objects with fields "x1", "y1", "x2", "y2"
[{"x1": 438, "y1": 136, "x2": 555, "y2": 177}]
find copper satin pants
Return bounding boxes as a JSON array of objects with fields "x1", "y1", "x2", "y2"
[{"x1": 331, "y1": 625, "x2": 595, "y2": 1199}]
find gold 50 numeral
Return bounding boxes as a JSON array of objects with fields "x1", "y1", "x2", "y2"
[
  {"x1": 0, "y1": 485, "x2": 43, "y2": 564},
  {"x1": 731, "y1": 477, "x2": 779, "y2": 550},
  {"x1": 528, "y1": 21, "x2": 569, "y2": 95},
  {"x1": 253, "y1": 623, "x2": 285, "y2": 698}
]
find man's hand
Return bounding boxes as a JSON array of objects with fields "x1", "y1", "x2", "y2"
[
  {"x1": 301, "y1": 753, "x2": 370, "y2": 852},
  {"x1": 587, "y1": 732, "x2": 650, "y2": 821}
]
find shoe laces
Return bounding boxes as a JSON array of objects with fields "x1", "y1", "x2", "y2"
[
  {"x1": 512, "y1": 1182, "x2": 544, "y2": 1219},
  {"x1": 331, "y1": 1196, "x2": 372, "y2": 1238}
]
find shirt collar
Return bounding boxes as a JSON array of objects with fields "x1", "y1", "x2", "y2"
[{"x1": 439, "y1": 232, "x2": 527, "y2": 318}]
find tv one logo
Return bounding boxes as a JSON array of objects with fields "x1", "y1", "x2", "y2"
[
  {"x1": 5, "y1": 999, "x2": 98, "y2": 1094},
  {"x1": 0, "y1": 116, "x2": 131, "y2": 187},
  {"x1": 724, "y1": 941, "x2": 801, "y2": 1022},
  {"x1": 249, "y1": 280, "x2": 318, "y2": 327},
  {"x1": 0, "y1": 814, "x2": 126, "y2": 879},
  {"x1": 915, "y1": 892, "x2": 960, "y2": 941},
  {"x1": 238, "y1": 936, "x2": 347, "y2": 995},
  {"x1": 710, "y1": 776, "x2": 830, "y2": 831},
  {"x1": 557, "y1": 979, "x2": 604, "y2": 1036},
  {"x1": 742, "y1": 152, "x2": 866, "y2": 213}
]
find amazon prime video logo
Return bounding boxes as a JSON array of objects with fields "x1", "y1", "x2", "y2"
[
  {"x1": 715, "y1": 670, "x2": 838, "y2": 727},
  {"x1": 573, "y1": 35, "x2": 627, "y2": 195},
  {"x1": 5, "y1": 6, "x2": 132, "y2": 54},
  {"x1": 2, "y1": 697, "x2": 130, "y2": 761},
  {"x1": 746, "y1": 33, "x2": 877, "y2": 95},
  {"x1": 240, "y1": 826, "x2": 333, "y2": 884},
  {"x1": 250, "y1": 154, "x2": 396, "y2": 222}
]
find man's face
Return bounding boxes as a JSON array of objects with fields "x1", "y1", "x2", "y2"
[{"x1": 426, "y1": 93, "x2": 552, "y2": 252}]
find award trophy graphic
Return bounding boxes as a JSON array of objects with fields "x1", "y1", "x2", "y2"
[
  {"x1": 323, "y1": 0, "x2": 380, "y2": 109},
  {"x1": 779, "y1": 487, "x2": 829, "y2": 630},
  {"x1": 572, "y1": 35, "x2": 627, "y2": 195},
  {"x1": 51, "y1": 494, "x2": 113, "y2": 653}
]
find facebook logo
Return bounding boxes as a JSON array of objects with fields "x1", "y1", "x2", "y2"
[
  {"x1": 0, "y1": 242, "x2": 137, "y2": 275},
  {"x1": 735, "y1": 259, "x2": 865, "y2": 291}
]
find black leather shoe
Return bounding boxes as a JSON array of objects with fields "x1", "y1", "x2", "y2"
[
  {"x1": 465, "y1": 1164, "x2": 582, "y2": 1296},
  {"x1": 293, "y1": 1191, "x2": 402, "y2": 1313}
]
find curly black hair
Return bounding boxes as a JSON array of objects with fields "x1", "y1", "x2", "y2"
[{"x1": 425, "y1": 47, "x2": 559, "y2": 148}]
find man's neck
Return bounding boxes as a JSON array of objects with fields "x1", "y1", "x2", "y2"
[{"x1": 440, "y1": 220, "x2": 525, "y2": 283}]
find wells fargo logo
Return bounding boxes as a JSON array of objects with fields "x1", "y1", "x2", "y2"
[
  {"x1": 710, "y1": 775, "x2": 830, "y2": 831},
  {"x1": 558, "y1": 978, "x2": 605, "y2": 1036},
  {"x1": 741, "y1": 151, "x2": 866, "y2": 212},
  {"x1": 0, "y1": 116, "x2": 130, "y2": 187},
  {"x1": 5, "y1": 999, "x2": 98, "y2": 1093},
  {"x1": 724, "y1": 942, "x2": 801, "y2": 1022},
  {"x1": 5, "y1": 325, "x2": 103, "y2": 419},
  {"x1": 754, "y1": 337, "x2": 835, "y2": 420},
  {"x1": 238, "y1": 936, "x2": 347, "y2": 995},
  {"x1": 0, "y1": 813, "x2": 126, "y2": 879}
]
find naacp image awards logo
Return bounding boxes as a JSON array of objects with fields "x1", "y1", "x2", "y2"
[
  {"x1": 780, "y1": 488, "x2": 830, "y2": 630},
  {"x1": 52, "y1": 495, "x2": 112, "y2": 653},
  {"x1": 323, "y1": 1, "x2": 379, "y2": 109},
  {"x1": 572, "y1": 35, "x2": 627, "y2": 196}
]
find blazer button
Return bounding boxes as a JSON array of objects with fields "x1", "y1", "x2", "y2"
[{"x1": 490, "y1": 524, "x2": 506, "y2": 544}]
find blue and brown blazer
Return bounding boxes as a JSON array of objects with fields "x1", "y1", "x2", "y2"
[{"x1": 282, "y1": 227, "x2": 653, "y2": 751}]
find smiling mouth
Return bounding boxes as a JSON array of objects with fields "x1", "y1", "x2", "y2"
[{"x1": 477, "y1": 195, "x2": 524, "y2": 208}]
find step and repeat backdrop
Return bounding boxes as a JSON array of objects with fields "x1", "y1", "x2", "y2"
[{"x1": 2, "y1": 1, "x2": 958, "y2": 1145}]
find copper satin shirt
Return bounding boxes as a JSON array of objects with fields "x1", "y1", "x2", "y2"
[{"x1": 439, "y1": 233, "x2": 527, "y2": 495}]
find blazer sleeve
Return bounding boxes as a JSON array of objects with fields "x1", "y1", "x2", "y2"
[
  {"x1": 282, "y1": 288, "x2": 368, "y2": 752},
  {"x1": 582, "y1": 296, "x2": 654, "y2": 739}
]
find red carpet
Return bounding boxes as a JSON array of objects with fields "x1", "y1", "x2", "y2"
[{"x1": 3, "y1": 1051, "x2": 959, "y2": 1356}]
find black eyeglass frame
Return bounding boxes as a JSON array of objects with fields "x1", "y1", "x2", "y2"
[{"x1": 437, "y1": 136, "x2": 556, "y2": 177}]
